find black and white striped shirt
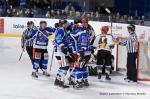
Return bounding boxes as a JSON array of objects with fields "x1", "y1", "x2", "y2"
[
  {"x1": 119, "y1": 33, "x2": 138, "y2": 53},
  {"x1": 21, "y1": 29, "x2": 34, "y2": 48}
]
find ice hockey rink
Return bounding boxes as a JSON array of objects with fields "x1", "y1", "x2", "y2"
[{"x1": 0, "y1": 37, "x2": 150, "y2": 99}]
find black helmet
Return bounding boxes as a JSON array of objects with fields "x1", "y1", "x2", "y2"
[
  {"x1": 58, "y1": 19, "x2": 68, "y2": 27},
  {"x1": 127, "y1": 24, "x2": 135, "y2": 31},
  {"x1": 59, "y1": 19, "x2": 67, "y2": 24},
  {"x1": 55, "y1": 23, "x2": 60, "y2": 28},
  {"x1": 27, "y1": 21, "x2": 34, "y2": 25},
  {"x1": 74, "y1": 18, "x2": 81, "y2": 24},
  {"x1": 40, "y1": 21, "x2": 47, "y2": 24}
]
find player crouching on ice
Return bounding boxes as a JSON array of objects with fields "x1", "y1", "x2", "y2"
[
  {"x1": 94, "y1": 26, "x2": 114, "y2": 80},
  {"x1": 54, "y1": 19, "x2": 71, "y2": 88},
  {"x1": 26, "y1": 21, "x2": 55, "y2": 78},
  {"x1": 54, "y1": 20, "x2": 92, "y2": 88}
]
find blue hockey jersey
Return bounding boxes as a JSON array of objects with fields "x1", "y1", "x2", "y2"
[
  {"x1": 54, "y1": 28, "x2": 66, "y2": 46},
  {"x1": 77, "y1": 31, "x2": 90, "y2": 52},
  {"x1": 28, "y1": 27, "x2": 55, "y2": 49}
]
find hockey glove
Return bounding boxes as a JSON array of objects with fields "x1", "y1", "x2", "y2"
[
  {"x1": 61, "y1": 46, "x2": 68, "y2": 55},
  {"x1": 109, "y1": 45, "x2": 114, "y2": 49}
]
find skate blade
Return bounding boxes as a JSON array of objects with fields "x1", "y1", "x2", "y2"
[{"x1": 31, "y1": 75, "x2": 38, "y2": 80}]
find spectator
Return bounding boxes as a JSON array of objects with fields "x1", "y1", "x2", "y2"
[
  {"x1": 52, "y1": 0, "x2": 61, "y2": 10},
  {"x1": 45, "y1": 11, "x2": 51, "y2": 18},
  {"x1": 61, "y1": 10, "x2": 67, "y2": 18},
  {"x1": 116, "y1": 12, "x2": 120, "y2": 23},
  {"x1": 75, "y1": 11, "x2": 81, "y2": 18},
  {"x1": 120, "y1": 16, "x2": 126, "y2": 23},
  {"x1": 95, "y1": 11, "x2": 100, "y2": 21},
  {"x1": 108, "y1": 15, "x2": 112, "y2": 22},
  {"x1": 127, "y1": 16, "x2": 135, "y2": 24},
  {"x1": 134, "y1": 10, "x2": 138, "y2": 20},
  {"x1": 86, "y1": 13, "x2": 91, "y2": 20},
  {"x1": 0, "y1": 8, "x2": 2, "y2": 17},
  {"x1": 67, "y1": 11, "x2": 74, "y2": 19},
  {"x1": 28, "y1": 0, "x2": 35, "y2": 9},
  {"x1": 0, "y1": 0, "x2": 7, "y2": 11},
  {"x1": 140, "y1": 16, "x2": 145, "y2": 26},
  {"x1": 8, "y1": 0, "x2": 20, "y2": 7},
  {"x1": 20, "y1": 0, "x2": 28, "y2": 8},
  {"x1": 25, "y1": 8, "x2": 34, "y2": 17},
  {"x1": 95, "y1": 5, "x2": 105, "y2": 14},
  {"x1": 56, "y1": 10, "x2": 61, "y2": 18},
  {"x1": 50, "y1": 10, "x2": 55, "y2": 17},
  {"x1": 7, "y1": 5, "x2": 16, "y2": 17},
  {"x1": 91, "y1": 12, "x2": 94, "y2": 19},
  {"x1": 65, "y1": 2, "x2": 75, "y2": 15}
]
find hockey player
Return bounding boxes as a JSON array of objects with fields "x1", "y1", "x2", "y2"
[
  {"x1": 81, "y1": 16, "x2": 95, "y2": 45},
  {"x1": 94, "y1": 26, "x2": 114, "y2": 80},
  {"x1": 81, "y1": 17, "x2": 96, "y2": 64},
  {"x1": 54, "y1": 19, "x2": 70, "y2": 88},
  {"x1": 21, "y1": 21, "x2": 35, "y2": 65},
  {"x1": 68, "y1": 23, "x2": 91, "y2": 88},
  {"x1": 27, "y1": 21, "x2": 55, "y2": 78}
]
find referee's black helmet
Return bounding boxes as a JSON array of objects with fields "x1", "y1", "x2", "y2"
[{"x1": 127, "y1": 24, "x2": 135, "y2": 31}]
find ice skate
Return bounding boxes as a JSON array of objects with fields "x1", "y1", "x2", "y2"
[
  {"x1": 105, "y1": 74, "x2": 111, "y2": 80},
  {"x1": 83, "y1": 79, "x2": 89, "y2": 87},
  {"x1": 73, "y1": 81, "x2": 83, "y2": 88},
  {"x1": 54, "y1": 78, "x2": 60, "y2": 86},
  {"x1": 59, "y1": 81, "x2": 70, "y2": 88},
  {"x1": 69, "y1": 80, "x2": 76, "y2": 85},
  {"x1": 43, "y1": 71, "x2": 50, "y2": 77},
  {"x1": 98, "y1": 73, "x2": 102, "y2": 79},
  {"x1": 32, "y1": 72, "x2": 38, "y2": 78}
]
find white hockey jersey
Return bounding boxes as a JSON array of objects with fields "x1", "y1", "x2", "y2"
[{"x1": 93, "y1": 34, "x2": 114, "y2": 51}]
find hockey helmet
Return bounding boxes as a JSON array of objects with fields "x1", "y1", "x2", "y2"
[
  {"x1": 127, "y1": 24, "x2": 135, "y2": 31},
  {"x1": 55, "y1": 23, "x2": 60, "y2": 28},
  {"x1": 101, "y1": 26, "x2": 109, "y2": 33},
  {"x1": 74, "y1": 18, "x2": 82, "y2": 24},
  {"x1": 59, "y1": 19, "x2": 68, "y2": 24},
  {"x1": 27, "y1": 21, "x2": 34, "y2": 25},
  {"x1": 59, "y1": 19, "x2": 68, "y2": 27},
  {"x1": 40, "y1": 20, "x2": 47, "y2": 25}
]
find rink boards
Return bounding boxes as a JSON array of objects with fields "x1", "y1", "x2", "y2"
[{"x1": 0, "y1": 17, "x2": 150, "y2": 67}]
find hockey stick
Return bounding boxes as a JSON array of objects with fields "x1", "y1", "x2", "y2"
[
  {"x1": 49, "y1": 47, "x2": 55, "y2": 71},
  {"x1": 105, "y1": 8, "x2": 113, "y2": 35},
  {"x1": 19, "y1": 51, "x2": 24, "y2": 61}
]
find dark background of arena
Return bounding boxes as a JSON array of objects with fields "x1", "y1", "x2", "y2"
[{"x1": 0, "y1": 0, "x2": 150, "y2": 26}]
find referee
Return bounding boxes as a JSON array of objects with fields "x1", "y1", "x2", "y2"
[
  {"x1": 119, "y1": 24, "x2": 138, "y2": 83},
  {"x1": 21, "y1": 21, "x2": 35, "y2": 65}
]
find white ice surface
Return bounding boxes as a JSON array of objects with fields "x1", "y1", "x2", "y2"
[{"x1": 0, "y1": 37, "x2": 150, "y2": 99}]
